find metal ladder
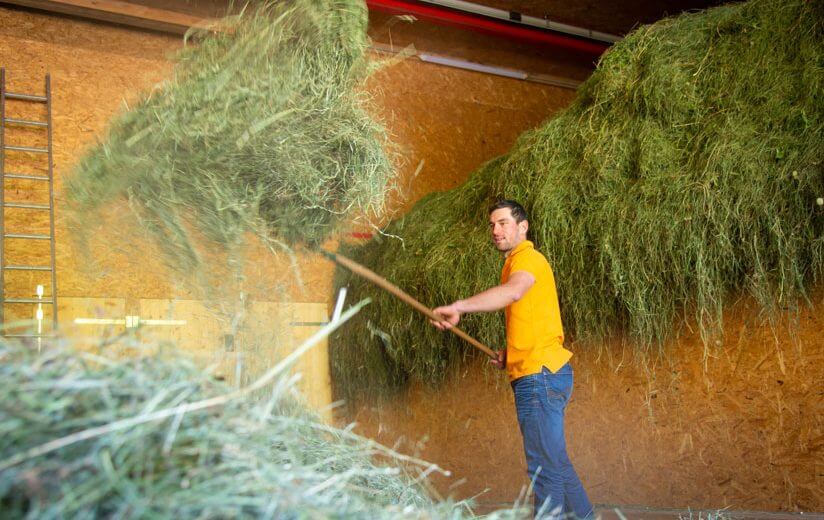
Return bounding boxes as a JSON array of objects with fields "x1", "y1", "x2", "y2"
[{"x1": 0, "y1": 68, "x2": 58, "y2": 336}]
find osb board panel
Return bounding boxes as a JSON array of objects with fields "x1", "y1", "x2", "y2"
[
  {"x1": 345, "y1": 293, "x2": 824, "y2": 512},
  {"x1": 138, "y1": 299, "x2": 226, "y2": 367},
  {"x1": 2, "y1": 6, "x2": 575, "y2": 304},
  {"x1": 137, "y1": 298, "x2": 332, "y2": 420},
  {"x1": 245, "y1": 301, "x2": 334, "y2": 422},
  {"x1": 1, "y1": 6, "x2": 180, "y2": 300},
  {"x1": 366, "y1": 55, "x2": 576, "y2": 214},
  {"x1": 57, "y1": 296, "x2": 125, "y2": 342},
  {"x1": 3, "y1": 296, "x2": 123, "y2": 346}
]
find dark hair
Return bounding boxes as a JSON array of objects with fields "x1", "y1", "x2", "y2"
[{"x1": 488, "y1": 199, "x2": 527, "y2": 223}]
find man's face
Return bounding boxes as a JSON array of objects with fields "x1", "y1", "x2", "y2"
[{"x1": 489, "y1": 208, "x2": 527, "y2": 253}]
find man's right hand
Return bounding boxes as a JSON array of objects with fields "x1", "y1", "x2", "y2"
[
  {"x1": 489, "y1": 350, "x2": 506, "y2": 370},
  {"x1": 430, "y1": 303, "x2": 461, "y2": 330}
]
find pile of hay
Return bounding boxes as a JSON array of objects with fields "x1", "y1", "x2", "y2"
[
  {"x1": 67, "y1": 0, "x2": 392, "y2": 271},
  {"x1": 0, "y1": 332, "x2": 525, "y2": 517},
  {"x1": 331, "y1": 0, "x2": 824, "y2": 401}
]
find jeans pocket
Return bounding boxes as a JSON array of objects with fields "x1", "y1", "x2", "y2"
[
  {"x1": 544, "y1": 386, "x2": 567, "y2": 409},
  {"x1": 542, "y1": 367, "x2": 572, "y2": 405}
]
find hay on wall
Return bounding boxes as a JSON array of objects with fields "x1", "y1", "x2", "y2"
[
  {"x1": 66, "y1": 0, "x2": 393, "y2": 276},
  {"x1": 332, "y1": 0, "x2": 824, "y2": 401}
]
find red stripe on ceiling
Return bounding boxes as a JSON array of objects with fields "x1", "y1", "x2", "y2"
[{"x1": 366, "y1": 0, "x2": 609, "y2": 56}]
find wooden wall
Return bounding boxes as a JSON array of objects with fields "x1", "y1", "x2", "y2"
[
  {"x1": 0, "y1": 6, "x2": 575, "y2": 421},
  {"x1": 0, "y1": 5, "x2": 576, "y2": 306},
  {"x1": 7, "y1": 5, "x2": 816, "y2": 514},
  {"x1": 350, "y1": 293, "x2": 824, "y2": 512}
]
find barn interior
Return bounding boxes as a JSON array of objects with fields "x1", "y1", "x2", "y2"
[{"x1": 0, "y1": 0, "x2": 821, "y2": 517}]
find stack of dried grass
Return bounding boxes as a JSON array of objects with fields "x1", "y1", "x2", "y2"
[
  {"x1": 0, "y1": 323, "x2": 527, "y2": 517},
  {"x1": 332, "y1": 0, "x2": 824, "y2": 401}
]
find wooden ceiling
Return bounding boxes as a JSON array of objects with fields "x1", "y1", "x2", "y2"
[
  {"x1": 145, "y1": 0, "x2": 728, "y2": 34},
  {"x1": 8, "y1": 0, "x2": 727, "y2": 36}
]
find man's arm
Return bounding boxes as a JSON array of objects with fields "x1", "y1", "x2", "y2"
[{"x1": 430, "y1": 270, "x2": 535, "y2": 330}]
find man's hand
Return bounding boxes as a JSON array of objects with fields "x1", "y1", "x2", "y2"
[
  {"x1": 430, "y1": 303, "x2": 461, "y2": 330},
  {"x1": 489, "y1": 349, "x2": 506, "y2": 370}
]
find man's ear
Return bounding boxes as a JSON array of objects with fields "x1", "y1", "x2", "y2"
[{"x1": 520, "y1": 219, "x2": 529, "y2": 237}]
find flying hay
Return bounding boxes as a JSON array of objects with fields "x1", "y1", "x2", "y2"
[{"x1": 67, "y1": 0, "x2": 393, "y2": 273}]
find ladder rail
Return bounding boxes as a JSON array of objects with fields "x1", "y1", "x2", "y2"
[
  {"x1": 1, "y1": 68, "x2": 6, "y2": 327},
  {"x1": 5, "y1": 233, "x2": 52, "y2": 240},
  {"x1": 3, "y1": 202, "x2": 51, "y2": 210},
  {"x1": 4, "y1": 92, "x2": 47, "y2": 103},
  {"x1": 46, "y1": 74, "x2": 58, "y2": 326},
  {"x1": 3, "y1": 145, "x2": 48, "y2": 154},
  {"x1": 5, "y1": 265, "x2": 52, "y2": 271},
  {"x1": 4, "y1": 173, "x2": 49, "y2": 181},
  {"x1": 4, "y1": 117, "x2": 48, "y2": 128},
  {"x1": 5, "y1": 298, "x2": 55, "y2": 304}
]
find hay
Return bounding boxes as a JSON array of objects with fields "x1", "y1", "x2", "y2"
[
  {"x1": 67, "y1": 0, "x2": 393, "y2": 272},
  {"x1": 0, "y1": 330, "x2": 526, "y2": 518},
  {"x1": 331, "y1": 0, "x2": 824, "y2": 401}
]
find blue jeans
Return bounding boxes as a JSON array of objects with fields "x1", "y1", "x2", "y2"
[{"x1": 511, "y1": 364, "x2": 593, "y2": 519}]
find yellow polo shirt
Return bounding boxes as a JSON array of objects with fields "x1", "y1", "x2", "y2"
[{"x1": 502, "y1": 240, "x2": 572, "y2": 380}]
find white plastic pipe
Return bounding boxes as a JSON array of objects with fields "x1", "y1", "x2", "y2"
[{"x1": 418, "y1": 53, "x2": 528, "y2": 79}]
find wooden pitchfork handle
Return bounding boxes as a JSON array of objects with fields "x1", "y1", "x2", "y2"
[{"x1": 322, "y1": 249, "x2": 496, "y2": 359}]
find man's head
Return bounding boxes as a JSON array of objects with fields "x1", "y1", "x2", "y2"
[{"x1": 488, "y1": 199, "x2": 528, "y2": 253}]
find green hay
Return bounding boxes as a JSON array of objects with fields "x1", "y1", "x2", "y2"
[
  {"x1": 332, "y1": 0, "x2": 824, "y2": 402},
  {"x1": 0, "y1": 334, "x2": 527, "y2": 518},
  {"x1": 67, "y1": 0, "x2": 392, "y2": 273}
]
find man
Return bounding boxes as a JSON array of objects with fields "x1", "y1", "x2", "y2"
[{"x1": 431, "y1": 199, "x2": 593, "y2": 519}]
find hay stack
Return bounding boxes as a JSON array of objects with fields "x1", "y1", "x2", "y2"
[
  {"x1": 332, "y1": 0, "x2": 824, "y2": 401},
  {"x1": 67, "y1": 0, "x2": 392, "y2": 271},
  {"x1": 0, "y1": 335, "x2": 525, "y2": 517}
]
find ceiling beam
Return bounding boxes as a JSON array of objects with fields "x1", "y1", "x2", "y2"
[{"x1": 1, "y1": 0, "x2": 217, "y2": 34}]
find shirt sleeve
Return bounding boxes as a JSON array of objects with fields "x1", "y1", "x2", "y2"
[{"x1": 508, "y1": 251, "x2": 540, "y2": 279}]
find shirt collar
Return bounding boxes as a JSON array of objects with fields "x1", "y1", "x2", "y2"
[{"x1": 507, "y1": 239, "x2": 533, "y2": 258}]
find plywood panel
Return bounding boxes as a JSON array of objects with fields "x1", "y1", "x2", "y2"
[
  {"x1": 0, "y1": 296, "x2": 122, "y2": 340},
  {"x1": 238, "y1": 301, "x2": 333, "y2": 422},
  {"x1": 1, "y1": 6, "x2": 180, "y2": 301},
  {"x1": 57, "y1": 296, "x2": 126, "y2": 348},
  {"x1": 138, "y1": 298, "x2": 226, "y2": 368},
  {"x1": 136, "y1": 298, "x2": 333, "y2": 421},
  {"x1": 347, "y1": 292, "x2": 824, "y2": 511},
  {"x1": 286, "y1": 303, "x2": 334, "y2": 421},
  {"x1": 234, "y1": 300, "x2": 292, "y2": 387},
  {"x1": 1, "y1": 6, "x2": 577, "y2": 306}
]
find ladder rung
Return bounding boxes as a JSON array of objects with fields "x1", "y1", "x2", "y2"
[
  {"x1": 4, "y1": 92, "x2": 47, "y2": 103},
  {"x1": 3, "y1": 145, "x2": 48, "y2": 154},
  {"x1": 3, "y1": 202, "x2": 50, "y2": 210},
  {"x1": 4, "y1": 233, "x2": 51, "y2": 240},
  {"x1": 3, "y1": 334, "x2": 53, "y2": 339},
  {"x1": 4, "y1": 265, "x2": 52, "y2": 271},
  {"x1": 3, "y1": 118, "x2": 47, "y2": 128},
  {"x1": 4, "y1": 173, "x2": 50, "y2": 181},
  {"x1": 4, "y1": 298, "x2": 54, "y2": 304}
]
